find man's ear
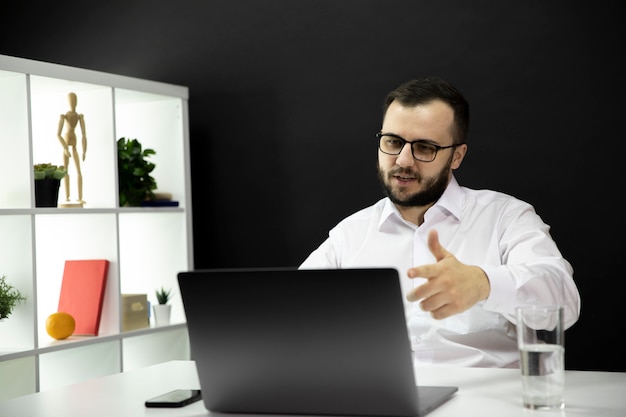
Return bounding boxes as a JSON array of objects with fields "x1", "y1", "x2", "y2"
[{"x1": 451, "y1": 143, "x2": 467, "y2": 169}]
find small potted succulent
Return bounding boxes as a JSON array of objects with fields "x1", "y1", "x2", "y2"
[
  {"x1": 153, "y1": 286, "x2": 172, "y2": 326},
  {"x1": 155, "y1": 286, "x2": 172, "y2": 305},
  {"x1": 0, "y1": 275, "x2": 27, "y2": 321},
  {"x1": 34, "y1": 163, "x2": 67, "y2": 207}
]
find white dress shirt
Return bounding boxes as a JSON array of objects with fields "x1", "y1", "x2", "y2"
[{"x1": 300, "y1": 176, "x2": 580, "y2": 368}]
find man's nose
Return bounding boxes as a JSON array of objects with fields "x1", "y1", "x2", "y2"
[{"x1": 395, "y1": 143, "x2": 415, "y2": 167}]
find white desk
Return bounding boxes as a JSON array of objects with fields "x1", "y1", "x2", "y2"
[{"x1": 1, "y1": 360, "x2": 624, "y2": 417}]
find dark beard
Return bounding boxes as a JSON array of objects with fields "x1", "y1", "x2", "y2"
[{"x1": 377, "y1": 156, "x2": 452, "y2": 207}]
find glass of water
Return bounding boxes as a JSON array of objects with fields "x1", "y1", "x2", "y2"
[{"x1": 516, "y1": 305, "x2": 565, "y2": 410}]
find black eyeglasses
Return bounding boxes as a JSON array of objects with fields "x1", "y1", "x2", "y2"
[{"x1": 376, "y1": 132, "x2": 462, "y2": 162}]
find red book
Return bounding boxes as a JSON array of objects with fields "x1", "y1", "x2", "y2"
[{"x1": 58, "y1": 259, "x2": 110, "y2": 336}]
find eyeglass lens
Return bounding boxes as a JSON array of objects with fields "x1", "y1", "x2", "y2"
[{"x1": 378, "y1": 134, "x2": 438, "y2": 162}]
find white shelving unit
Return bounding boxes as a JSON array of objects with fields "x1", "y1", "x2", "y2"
[{"x1": 0, "y1": 54, "x2": 194, "y2": 401}]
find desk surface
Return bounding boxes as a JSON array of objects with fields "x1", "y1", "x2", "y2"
[{"x1": 1, "y1": 360, "x2": 625, "y2": 417}]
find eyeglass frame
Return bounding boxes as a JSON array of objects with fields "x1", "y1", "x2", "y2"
[{"x1": 376, "y1": 132, "x2": 463, "y2": 162}]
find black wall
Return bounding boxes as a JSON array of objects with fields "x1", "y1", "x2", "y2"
[{"x1": 2, "y1": 1, "x2": 623, "y2": 371}]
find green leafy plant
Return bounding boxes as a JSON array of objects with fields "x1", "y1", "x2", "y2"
[
  {"x1": 0, "y1": 275, "x2": 27, "y2": 320},
  {"x1": 155, "y1": 286, "x2": 172, "y2": 305},
  {"x1": 117, "y1": 137, "x2": 157, "y2": 206},
  {"x1": 34, "y1": 163, "x2": 67, "y2": 180}
]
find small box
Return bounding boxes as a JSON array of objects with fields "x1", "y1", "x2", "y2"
[{"x1": 122, "y1": 294, "x2": 149, "y2": 332}]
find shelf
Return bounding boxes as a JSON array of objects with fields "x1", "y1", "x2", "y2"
[
  {"x1": 0, "y1": 207, "x2": 186, "y2": 215},
  {"x1": 0, "y1": 323, "x2": 187, "y2": 361},
  {"x1": 0, "y1": 54, "x2": 193, "y2": 401}
]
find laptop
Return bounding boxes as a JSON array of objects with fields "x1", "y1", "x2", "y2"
[{"x1": 178, "y1": 267, "x2": 457, "y2": 416}]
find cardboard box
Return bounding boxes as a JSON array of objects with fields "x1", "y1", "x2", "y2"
[{"x1": 122, "y1": 294, "x2": 149, "y2": 332}]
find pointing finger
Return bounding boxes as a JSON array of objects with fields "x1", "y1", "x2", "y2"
[{"x1": 407, "y1": 264, "x2": 436, "y2": 279}]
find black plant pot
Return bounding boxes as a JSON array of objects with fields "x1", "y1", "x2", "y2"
[{"x1": 34, "y1": 179, "x2": 61, "y2": 207}]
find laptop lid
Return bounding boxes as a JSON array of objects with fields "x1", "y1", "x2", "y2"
[{"x1": 178, "y1": 267, "x2": 457, "y2": 417}]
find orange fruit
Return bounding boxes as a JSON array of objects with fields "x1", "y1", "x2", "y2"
[{"x1": 46, "y1": 312, "x2": 75, "y2": 340}]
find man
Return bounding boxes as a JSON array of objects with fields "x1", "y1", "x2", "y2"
[{"x1": 300, "y1": 77, "x2": 580, "y2": 368}]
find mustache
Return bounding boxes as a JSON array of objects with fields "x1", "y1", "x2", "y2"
[{"x1": 388, "y1": 167, "x2": 421, "y2": 180}]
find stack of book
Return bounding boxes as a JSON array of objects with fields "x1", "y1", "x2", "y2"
[{"x1": 141, "y1": 191, "x2": 179, "y2": 207}]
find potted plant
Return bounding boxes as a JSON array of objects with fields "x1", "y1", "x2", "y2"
[
  {"x1": 156, "y1": 286, "x2": 172, "y2": 305},
  {"x1": 117, "y1": 137, "x2": 158, "y2": 207},
  {"x1": 153, "y1": 286, "x2": 172, "y2": 326},
  {"x1": 33, "y1": 163, "x2": 67, "y2": 207},
  {"x1": 0, "y1": 275, "x2": 26, "y2": 321}
]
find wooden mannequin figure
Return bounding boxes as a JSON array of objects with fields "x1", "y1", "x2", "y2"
[{"x1": 57, "y1": 92, "x2": 87, "y2": 208}]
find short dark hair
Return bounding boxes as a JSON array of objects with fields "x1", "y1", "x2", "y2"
[{"x1": 383, "y1": 77, "x2": 469, "y2": 144}]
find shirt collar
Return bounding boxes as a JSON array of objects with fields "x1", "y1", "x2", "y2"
[
  {"x1": 430, "y1": 175, "x2": 463, "y2": 221},
  {"x1": 379, "y1": 175, "x2": 464, "y2": 229}
]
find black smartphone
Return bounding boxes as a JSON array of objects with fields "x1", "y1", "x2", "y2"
[{"x1": 145, "y1": 389, "x2": 202, "y2": 408}]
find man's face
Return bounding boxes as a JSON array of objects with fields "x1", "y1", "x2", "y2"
[{"x1": 377, "y1": 100, "x2": 466, "y2": 208}]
